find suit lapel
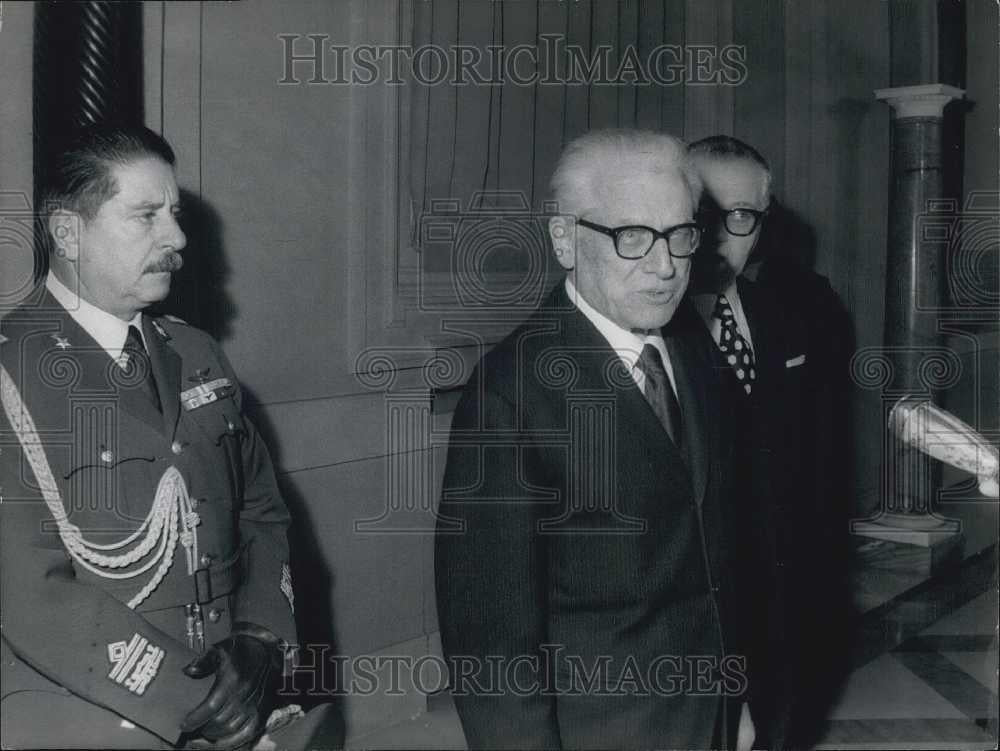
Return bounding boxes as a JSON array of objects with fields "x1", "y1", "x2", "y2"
[
  {"x1": 551, "y1": 284, "x2": 692, "y2": 474},
  {"x1": 664, "y1": 305, "x2": 710, "y2": 507},
  {"x1": 737, "y1": 278, "x2": 762, "y2": 356},
  {"x1": 38, "y1": 300, "x2": 114, "y2": 395},
  {"x1": 142, "y1": 315, "x2": 182, "y2": 438},
  {"x1": 738, "y1": 277, "x2": 782, "y2": 387},
  {"x1": 32, "y1": 291, "x2": 168, "y2": 432}
]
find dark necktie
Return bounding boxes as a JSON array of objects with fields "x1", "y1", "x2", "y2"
[
  {"x1": 714, "y1": 294, "x2": 756, "y2": 396},
  {"x1": 123, "y1": 324, "x2": 161, "y2": 412},
  {"x1": 636, "y1": 343, "x2": 683, "y2": 449}
]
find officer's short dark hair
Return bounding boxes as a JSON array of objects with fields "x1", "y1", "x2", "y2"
[
  {"x1": 40, "y1": 122, "x2": 176, "y2": 224},
  {"x1": 687, "y1": 135, "x2": 771, "y2": 195}
]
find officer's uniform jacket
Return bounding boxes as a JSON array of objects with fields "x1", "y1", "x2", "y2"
[{"x1": 0, "y1": 288, "x2": 296, "y2": 746}]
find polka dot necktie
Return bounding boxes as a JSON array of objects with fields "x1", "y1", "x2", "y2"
[{"x1": 714, "y1": 295, "x2": 756, "y2": 395}]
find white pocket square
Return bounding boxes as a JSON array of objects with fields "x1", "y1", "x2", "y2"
[{"x1": 785, "y1": 354, "x2": 806, "y2": 368}]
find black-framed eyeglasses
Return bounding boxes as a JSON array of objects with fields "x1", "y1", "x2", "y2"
[
  {"x1": 576, "y1": 218, "x2": 702, "y2": 260},
  {"x1": 717, "y1": 207, "x2": 769, "y2": 237}
]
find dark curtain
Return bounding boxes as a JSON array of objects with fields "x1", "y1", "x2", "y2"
[
  {"x1": 406, "y1": 0, "x2": 689, "y2": 303},
  {"x1": 408, "y1": 0, "x2": 688, "y2": 218}
]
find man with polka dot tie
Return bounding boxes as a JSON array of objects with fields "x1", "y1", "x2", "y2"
[
  {"x1": 688, "y1": 131, "x2": 859, "y2": 751},
  {"x1": 688, "y1": 136, "x2": 823, "y2": 751}
]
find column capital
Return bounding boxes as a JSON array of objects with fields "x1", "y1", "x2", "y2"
[{"x1": 874, "y1": 83, "x2": 965, "y2": 119}]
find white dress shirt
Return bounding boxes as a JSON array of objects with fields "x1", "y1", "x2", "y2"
[
  {"x1": 45, "y1": 272, "x2": 146, "y2": 368},
  {"x1": 564, "y1": 278, "x2": 679, "y2": 398}
]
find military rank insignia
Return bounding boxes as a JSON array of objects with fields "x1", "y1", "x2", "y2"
[
  {"x1": 50, "y1": 334, "x2": 71, "y2": 350},
  {"x1": 281, "y1": 562, "x2": 295, "y2": 614},
  {"x1": 107, "y1": 633, "x2": 164, "y2": 695},
  {"x1": 151, "y1": 319, "x2": 171, "y2": 341},
  {"x1": 180, "y1": 376, "x2": 234, "y2": 411}
]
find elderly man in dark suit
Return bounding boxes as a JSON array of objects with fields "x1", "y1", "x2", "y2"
[
  {"x1": 436, "y1": 130, "x2": 755, "y2": 750},
  {"x1": 0, "y1": 124, "x2": 325, "y2": 749},
  {"x1": 687, "y1": 136, "x2": 852, "y2": 749}
]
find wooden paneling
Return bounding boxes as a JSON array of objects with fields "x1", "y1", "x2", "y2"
[
  {"x1": 683, "y1": 0, "x2": 733, "y2": 138},
  {"x1": 965, "y1": 0, "x2": 999, "y2": 199},
  {"x1": 282, "y1": 457, "x2": 431, "y2": 656},
  {"x1": 0, "y1": 1, "x2": 36, "y2": 307},
  {"x1": 495, "y1": 1, "x2": 540, "y2": 195},
  {"x1": 532, "y1": 1, "x2": 570, "y2": 209},
  {"x1": 158, "y1": 1, "x2": 201, "y2": 194},
  {"x1": 732, "y1": 0, "x2": 784, "y2": 194},
  {"x1": 889, "y1": 0, "x2": 939, "y2": 87}
]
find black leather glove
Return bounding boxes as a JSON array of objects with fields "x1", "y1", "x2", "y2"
[{"x1": 180, "y1": 623, "x2": 285, "y2": 749}]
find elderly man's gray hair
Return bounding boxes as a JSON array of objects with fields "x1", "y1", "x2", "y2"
[
  {"x1": 549, "y1": 129, "x2": 702, "y2": 218},
  {"x1": 688, "y1": 134, "x2": 773, "y2": 197}
]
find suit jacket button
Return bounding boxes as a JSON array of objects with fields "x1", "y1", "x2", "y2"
[
  {"x1": 100, "y1": 450, "x2": 114, "y2": 464},
  {"x1": 200, "y1": 553, "x2": 214, "y2": 567},
  {"x1": 207, "y1": 608, "x2": 222, "y2": 623},
  {"x1": 171, "y1": 441, "x2": 184, "y2": 455}
]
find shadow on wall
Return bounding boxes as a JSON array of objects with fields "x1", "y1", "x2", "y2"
[
  {"x1": 152, "y1": 191, "x2": 346, "y2": 741},
  {"x1": 152, "y1": 189, "x2": 237, "y2": 341},
  {"x1": 251, "y1": 395, "x2": 346, "y2": 741},
  {"x1": 753, "y1": 199, "x2": 819, "y2": 271}
]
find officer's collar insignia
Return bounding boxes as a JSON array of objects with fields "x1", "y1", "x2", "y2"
[
  {"x1": 180, "y1": 376, "x2": 234, "y2": 411},
  {"x1": 189, "y1": 367, "x2": 211, "y2": 384},
  {"x1": 151, "y1": 319, "x2": 171, "y2": 341},
  {"x1": 51, "y1": 334, "x2": 71, "y2": 350},
  {"x1": 0, "y1": 333, "x2": 7, "y2": 345}
]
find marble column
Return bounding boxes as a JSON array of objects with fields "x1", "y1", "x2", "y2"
[{"x1": 854, "y1": 84, "x2": 965, "y2": 547}]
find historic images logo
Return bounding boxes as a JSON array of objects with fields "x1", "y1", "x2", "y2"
[{"x1": 278, "y1": 34, "x2": 748, "y2": 88}]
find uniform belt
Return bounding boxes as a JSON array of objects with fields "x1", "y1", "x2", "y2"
[{"x1": 136, "y1": 544, "x2": 247, "y2": 612}]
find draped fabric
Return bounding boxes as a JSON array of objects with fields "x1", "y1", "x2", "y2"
[
  {"x1": 404, "y1": 0, "x2": 691, "y2": 306},
  {"x1": 407, "y1": 0, "x2": 689, "y2": 218}
]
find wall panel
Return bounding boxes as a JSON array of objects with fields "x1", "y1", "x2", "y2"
[{"x1": 0, "y1": 2, "x2": 36, "y2": 307}]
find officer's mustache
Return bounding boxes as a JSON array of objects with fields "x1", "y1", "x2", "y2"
[{"x1": 145, "y1": 252, "x2": 184, "y2": 273}]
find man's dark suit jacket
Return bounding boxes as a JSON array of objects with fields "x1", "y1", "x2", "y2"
[
  {"x1": 720, "y1": 275, "x2": 852, "y2": 750},
  {"x1": 435, "y1": 283, "x2": 744, "y2": 750}
]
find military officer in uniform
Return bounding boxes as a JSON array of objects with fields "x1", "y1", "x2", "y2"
[{"x1": 0, "y1": 124, "x2": 299, "y2": 749}]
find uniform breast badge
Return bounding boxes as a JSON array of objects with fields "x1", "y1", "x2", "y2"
[{"x1": 181, "y1": 368, "x2": 234, "y2": 411}]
